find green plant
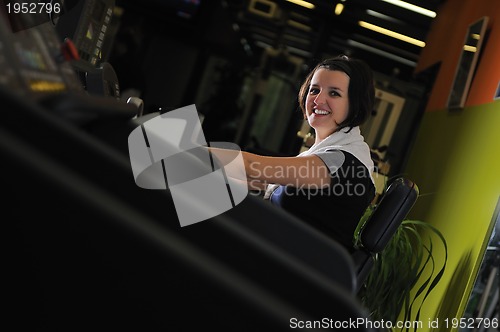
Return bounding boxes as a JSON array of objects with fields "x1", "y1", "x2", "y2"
[{"x1": 355, "y1": 214, "x2": 448, "y2": 331}]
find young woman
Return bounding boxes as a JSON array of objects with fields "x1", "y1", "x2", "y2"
[{"x1": 211, "y1": 55, "x2": 375, "y2": 250}]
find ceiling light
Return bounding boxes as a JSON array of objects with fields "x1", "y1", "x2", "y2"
[
  {"x1": 287, "y1": 19, "x2": 312, "y2": 31},
  {"x1": 335, "y1": 3, "x2": 344, "y2": 15},
  {"x1": 471, "y1": 33, "x2": 480, "y2": 40},
  {"x1": 284, "y1": 45, "x2": 312, "y2": 57},
  {"x1": 290, "y1": 11, "x2": 311, "y2": 22},
  {"x1": 366, "y1": 10, "x2": 403, "y2": 24},
  {"x1": 284, "y1": 33, "x2": 311, "y2": 45},
  {"x1": 251, "y1": 33, "x2": 274, "y2": 44},
  {"x1": 347, "y1": 39, "x2": 417, "y2": 66},
  {"x1": 463, "y1": 45, "x2": 477, "y2": 52},
  {"x1": 359, "y1": 21, "x2": 426, "y2": 47},
  {"x1": 286, "y1": 0, "x2": 315, "y2": 10},
  {"x1": 351, "y1": 33, "x2": 419, "y2": 60},
  {"x1": 381, "y1": 0, "x2": 436, "y2": 18},
  {"x1": 255, "y1": 40, "x2": 273, "y2": 49}
]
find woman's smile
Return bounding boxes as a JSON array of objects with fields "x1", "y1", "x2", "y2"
[{"x1": 312, "y1": 108, "x2": 331, "y2": 115}]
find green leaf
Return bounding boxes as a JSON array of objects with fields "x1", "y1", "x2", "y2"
[{"x1": 358, "y1": 218, "x2": 448, "y2": 331}]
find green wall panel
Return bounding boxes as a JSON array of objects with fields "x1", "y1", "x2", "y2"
[{"x1": 403, "y1": 100, "x2": 500, "y2": 329}]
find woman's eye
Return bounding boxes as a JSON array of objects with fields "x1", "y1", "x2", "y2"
[
  {"x1": 309, "y1": 88, "x2": 319, "y2": 94},
  {"x1": 329, "y1": 90, "x2": 341, "y2": 97}
]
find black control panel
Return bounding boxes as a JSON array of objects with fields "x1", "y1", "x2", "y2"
[
  {"x1": 54, "y1": 0, "x2": 115, "y2": 67},
  {"x1": 0, "y1": 0, "x2": 129, "y2": 116},
  {"x1": 0, "y1": 3, "x2": 83, "y2": 99},
  {"x1": 52, "y1": 0, "x2": 121, "y2": 99}
]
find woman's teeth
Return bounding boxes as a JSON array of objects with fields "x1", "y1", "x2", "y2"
[{"x1": 314, "y1": 109, "x2": 330, "y2": 115}]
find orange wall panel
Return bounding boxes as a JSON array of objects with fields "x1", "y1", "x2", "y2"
[{"x1": 416, "y1": 0, "x2": 500, "y2": 111}]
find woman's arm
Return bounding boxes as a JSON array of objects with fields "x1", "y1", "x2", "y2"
[{"x1": 209, "y1": 148, "x2": 331, "y2": 189}]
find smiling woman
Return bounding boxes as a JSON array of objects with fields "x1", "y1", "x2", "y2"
[
  {"x1": 305, "y1": 69, "x2": 350, "y2": 141},
  {"x1": 210, "y1": 55, "x2": 376, "y2": 250}
]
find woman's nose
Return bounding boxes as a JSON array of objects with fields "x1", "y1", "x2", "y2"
[{"x1": 314, "y1": 91, "x2": 325, "y2": 104}]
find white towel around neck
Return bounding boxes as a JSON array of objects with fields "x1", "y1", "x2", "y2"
[{"x1": 264, "y1": 126, "x2": 374, "y2": 199}]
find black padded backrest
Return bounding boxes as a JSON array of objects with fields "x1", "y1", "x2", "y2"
[{"x1": 360, "y1": 178, "x2": 419, "y2": 253}]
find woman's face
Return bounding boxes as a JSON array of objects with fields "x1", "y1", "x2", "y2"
[{"x1": 305, "y1": 68, "x2": 350, "y2": 139}]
